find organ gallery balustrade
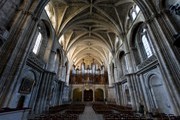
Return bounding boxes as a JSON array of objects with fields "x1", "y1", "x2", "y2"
[{"x1": 70, "y1": 72, "x2": 108, "y2": 84}]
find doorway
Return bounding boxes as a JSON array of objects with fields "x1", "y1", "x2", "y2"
[
  {"x1": 95, "y1": 89, "x2": 104, "y2": 101},
  {"x1": 84, "y1": 89, "x2": 93, "y2": 101},
  {"x1": 73, "y1": 88, "x2": 82, "y2": 102}
]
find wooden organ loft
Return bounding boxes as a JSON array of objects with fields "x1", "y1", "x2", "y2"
[{"x1": 70, "y1": 59, "x2": 108, "y2": 85}]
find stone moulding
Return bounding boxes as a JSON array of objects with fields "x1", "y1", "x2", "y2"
[
  {"x1": 27, "y1": 52, "x2": 46, "y2": 68},
  {"x1": 137, "y1": 55, "x2": 157, "y2": 70}
]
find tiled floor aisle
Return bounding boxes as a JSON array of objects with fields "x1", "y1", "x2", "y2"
[{"x1": 79, "y1": 105, "x2": 104, "y2": 120}]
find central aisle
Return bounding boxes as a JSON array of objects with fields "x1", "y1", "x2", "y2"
[{"x1": 79, "y1": 105, "x2": 104, "y2": 120}]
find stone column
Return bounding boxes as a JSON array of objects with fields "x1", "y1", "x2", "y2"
[
  {"x1": 135, "y1": 0, "x2": 180, "y2": 114},
  {"x1": 58, "y1": 82, "x2": 62, "y2": 105},
  {"x1": 135, "y1": 75, "x2": 147, "y2": 109},
  {"x1": 34, "y1": 72, "x2": 47, "y2": 113},
  {"x1": 47, "y1": 50, "x2": 56, "y2": 72},
  {"x1": 113, "y1": 66, "x2": 118, "y2": 83},
  {"x1": 146, "y1": 16, "x2": 180, "y2": 115},
  {"x1": 66, "y1": 65, "x2": 71, "y2": 86},
  {"x1": 114, "y1": 83, "x2": 120, "y2": 105},
  {"x1": 127, "y1": 75, "x2": 136, "y2": 110},
  {"x1": 118, "y1": 84, "x2": 123, "y2": 105},
  {"x1": 43, "y1": 73, "x2": 51, "y2": 112},
  {"x1": 107, "y1": 65, "x2": 113, "y2": 87},
  {"x1": 59, "y1": 82, "x2": 65, "y2": 104},
  {"x1": 35, "y1": 71, "x2": 55, "y2": 113},
  {"x1": 139, "y1": 74, "x2": 151, "y2": 112},
  {"x1": 156, "y1": 65, "x2": 177, "y2": 115},
  {"x1": 123, "y1": 34, "x2": 134, "y2": 73},
  {"x1": 0, "y1": 0, "x2": 49, "y2": 107}
]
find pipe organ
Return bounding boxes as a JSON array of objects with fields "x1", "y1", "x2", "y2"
[{"x1": 70, "y1": 59, "x2": 108, "y2": 84}]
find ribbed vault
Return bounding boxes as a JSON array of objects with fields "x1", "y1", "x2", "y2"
[{"x1": 47, "y1": 0, "x2": 134, "y2": 68}]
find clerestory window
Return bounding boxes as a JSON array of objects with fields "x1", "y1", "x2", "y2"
[
  {"x1": 127, "y1": 5, "x2": 141, "y2": 30},
  {"x1": 135, "y1": 25, "x2": 153, "y2": 61},
  {"x1": 130, "y1": 5, "x2": 140, "y2": 21},
  {"x1": 142, "y1": 31, "x2": 153, "y2": 58},
  {"x1": 33, "y1": 31, "x2": 42, "y2": 54}
]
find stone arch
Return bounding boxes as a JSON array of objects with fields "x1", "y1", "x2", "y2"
[
  {"x1": 147, "y1": 74, "x2": 172, "y2": 114},
  {"x1": 133, "y1": 0, "x2": 153, "y2": 19},
  {"x1": 57, "y1": 48, "x2": 65, "y2": 67},
  {"x1": 129, "y1": 22, "x2": 144, "y2": 48},
  {"x1": 95, "y1": 88, "x2": 104, "y2": 102},
  {"x1": 124, "y1": 3, "x2": 134, "y2": 32},
  {"x1": 64, "y1": 61, "x2": 68, "y2": 79},
  {"x1": 35, "y1": 20, "x2": 50, "y2": 58},
  {"x1": 15, "y1": 70, "x2": 36, "y2": 108},
  {"x1": 124, "y1": 85, "x2": 131, "y2": 105},
  {"x1": 44, "y1": 1, "x2": 57, "y2": 29},
  {"x1": 54, "y1": 49, "x2": 61, "y2": 73},
  {"x1": 73, "y1": 88, "x2": 82, "y2": 102},
  {"x1": 129, "y1": 22, "x2": 154, "y2": 65},
  {"x1": 119, "y1": 51, "x2": 125, "y2": 59},
  {"x1": 19, "y1": 70, "x2": 36, "y2": 94},
  {"x1": 57, "y1": 48, "x2": 68, "y2": 80},
  {"x1": 119, "y1": 51, "x2": 127, "y2": 75},
  {"x1": 41, "y1": 19, "x2": 54, "y2": 63},
  {"x1": 84, "y1": 89, "x2": 93, "y2": 102},
  {"x1": 50, "y1": 81, "x2": 59, "y2": 106}
]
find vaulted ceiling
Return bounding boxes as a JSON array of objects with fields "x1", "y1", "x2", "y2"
[{"x1": 48, "y1": 0, "x2": 135, "y2": 68}]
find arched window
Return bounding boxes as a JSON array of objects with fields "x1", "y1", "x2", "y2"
[
  {"x1": 127, "y1": 5, "x2": 140, "y2": 30},
  {"x1": 130, "y1": 5, "x2": 140, "y2": 21},
  {"x1": 136, "y1": 24, "x2": 153, "y2": 61},
  {"x1": 141, "y1": 29, "x2": 153, "y2": 58},
  {"x1": 33, "y1": 29, "x2": 42, "y2": 54}
]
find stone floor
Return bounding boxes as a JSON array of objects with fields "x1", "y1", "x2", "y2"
[{"x1": 79, "y1": 105, "x2": 104, "y2": 120}]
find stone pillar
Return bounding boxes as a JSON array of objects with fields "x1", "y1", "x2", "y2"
[
  {"x1": 156, "y1": 65, "x2": 177, "y2": 115},
  {"x1": 59, "y1": 82, "x2": 65, "y2": 104},
  {"x1": 135, "y1": 75, "x2": 147, "y2": 110},
  {"x1": 58, "y1": 82, "x2": 62, "y2": 105},
  {"x1": 47, "y1": 50, "x2": 56, "y2": 72},
  {"x1": 60, "y1": 65, "x2": 67, "y2": 82},
  {"x1": 0, "y1": 0, "x2": 49, "y2": 107},
  {"x1": 123, "y1": 35, "x2": 134, "y2": 73},
  {"x1": 139, "y1": 74, "x2": 151, "y2": 112},
  {"x1": 135, "y1": 0, "x2": 180, "y2": 114},
  {"x1": 113, "y1": 66, "x2": 118, "y2": 83},
  {"x1": 146, "y1": 16, "x2": 180, "y2": 115},
  {"x1": 118, "y1": 84, "x2": 123, "y2": 105},
  {"x1": 115, "y1": 58, "x2": 123, "y2": 80},
  {"x1": 66, "y1": 65, "x2": 71, "y2": 86},
  {"x1": 127, "y1": 75, "x2": 136, "y2": 110},
  {"x1": 107, "y1": 65, "x2": 113, "y2": 87},
  {"x1": 34, "y1": 71, "x2": 55, "y2": 113},
  {"x1": 114, "y1": 83, "x2": 120, "y2": 105}
]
